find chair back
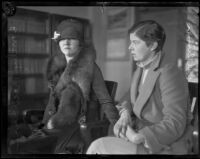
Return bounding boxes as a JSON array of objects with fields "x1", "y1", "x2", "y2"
[
  {"x1": 188, "y1": 82, "x2": 198, "y2": 154},
  {"x1": 98, "y1": 80, "x2": 118, "y2": 122},
  {"x1": 105, "y1": 80, "x2": 118, "y2": 100},
  {"x1": 188, "y1": 82, "x2": 198, "y2": 118}
]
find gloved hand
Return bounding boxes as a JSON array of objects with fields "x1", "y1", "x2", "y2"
[
  {"x1": 126, "y1": 125, "x2": 145, "y2": 144},
  {"x1": 113, "y1": 108, "x2": 132, "y2": 140}
]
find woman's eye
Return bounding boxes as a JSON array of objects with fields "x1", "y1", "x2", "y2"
[
  {"x1": 135, "y1": 41, "x2": 139, "y2": 44},
  {"x1": 131, "y1": 41, "x2": 137, "y2": 45}
]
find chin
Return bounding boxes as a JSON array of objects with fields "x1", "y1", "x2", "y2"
[
  {"x1": 64, "y1": 53, "x2": 73, "y2": 57},
  {"x1": 63, "y1": 51, "x2": 70, "y2": 55},
  {"x1": 132, "y1": 57, "x2": 138, "y2": 61}
]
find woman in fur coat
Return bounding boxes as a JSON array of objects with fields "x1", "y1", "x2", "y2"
[{"x1": 43, "y1": 19, "x2": 119, "y2": 130}]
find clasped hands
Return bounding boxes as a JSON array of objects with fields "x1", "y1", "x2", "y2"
[{"x1": 113, "y1": 109, "x2": 145, "y2": 144}]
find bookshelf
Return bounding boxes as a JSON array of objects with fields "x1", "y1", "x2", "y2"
[{"x1": 8, "y1": 8, "x2": 50, "y2": 112}]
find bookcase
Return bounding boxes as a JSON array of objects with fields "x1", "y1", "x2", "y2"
[{"x1": 8, "y1": 8, "x2": 50, "y2": 111}]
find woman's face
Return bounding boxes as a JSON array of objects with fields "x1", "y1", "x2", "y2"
[
  {"x1": 59, "y1": 38, "x2": 81, "y2": 58},
  {"x1": 128, "y1": 33, "x2": 153, "y2": 62}
]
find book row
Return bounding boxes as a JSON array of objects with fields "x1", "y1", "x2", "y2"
[
  {"x1": 8, "y1": 16, "x2": 49, "y2": 34},
  {"x1": 8, "y1": 58, "x2": 49, "y2": 74},
  {"x1": 15, "y1": 77, "x2": 49, "y2": 94},
  {"x1": 8, "y1": 35, "x2": 50, "y2": 54}
]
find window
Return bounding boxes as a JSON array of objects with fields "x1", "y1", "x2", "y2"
[{"x1": 185, "y1": 7, "x2": 199, "y2": 83}]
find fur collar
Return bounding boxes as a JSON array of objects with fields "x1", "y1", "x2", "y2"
[{"x1": 46, "y1": 45, "x2": 96, "y2": 101}]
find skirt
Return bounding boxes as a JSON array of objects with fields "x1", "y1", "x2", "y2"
[{"x1": 86, "y1": 136, "x2": 149, "y2": 154}]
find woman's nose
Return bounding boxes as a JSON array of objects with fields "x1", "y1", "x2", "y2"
[
  {"x1": 128, "y1": 43, "x2": 133, "y2": 50},
  {"x1": 64, "y1": 39, "x2": 71, "y2": 44}
]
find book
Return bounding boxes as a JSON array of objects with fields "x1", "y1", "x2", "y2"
[{"x1": 25, "y1": 77, "x2": 36, "y2": 94}]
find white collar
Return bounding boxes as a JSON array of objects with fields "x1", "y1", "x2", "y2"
[{"x1": 65, "y1": 56, "x2": 74, "y2": 63}]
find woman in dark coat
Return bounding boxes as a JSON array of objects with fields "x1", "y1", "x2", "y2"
[{"x1": 43, "y1": 19, "x2": 119, "y2": 130}]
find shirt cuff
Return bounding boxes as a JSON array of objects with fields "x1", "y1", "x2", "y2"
[
  {"x1": 116, "y1": 101, "x2": 132, "y2": 116},
  {"x1": 119, "y1": 108, "x2": 128, "y2": 116}
]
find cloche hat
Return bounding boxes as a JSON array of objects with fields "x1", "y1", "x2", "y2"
[{"x1": 52, "y1": 19, "x2": 83, "y2": 43}]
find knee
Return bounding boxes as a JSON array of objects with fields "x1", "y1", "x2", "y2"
[{"x1": 86, "y1": 138, "x2": 103, "y2": 154}]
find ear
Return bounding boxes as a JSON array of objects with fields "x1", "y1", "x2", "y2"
[{"x1": 150, "y1": 41, "x2": 158, "y2": 51}]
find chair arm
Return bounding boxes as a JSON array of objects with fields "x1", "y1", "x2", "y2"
[
  {"x1": 192, "y1": 112, "x2": 199, "y2": 154},
  {"x1": 192, "y1": 129, "x2": 199, "y2": 154},
  {"x1": 86, "y1": 120, "x2": 110, "y2": 129},
  {"x1": 84, "y1": 119, "x2": 110, "y2": 142},
  {"x1": 22, "y1": 109, "x2": 44, "y2": 124}
]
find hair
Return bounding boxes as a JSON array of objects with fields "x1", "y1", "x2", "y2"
[{"x1": 129, "y1": 20, "x2": 166, "y2": 53}]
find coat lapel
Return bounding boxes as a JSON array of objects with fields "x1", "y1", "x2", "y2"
[
  {"x1": 133, "y1": 69, "x2": 161, "y2": 119},
  {"x1": 133, "y1": 52, "x2": 163, "y2": 119},
  {"x1": 130, "y1": 67, "x2": 142, "y2": 105}
]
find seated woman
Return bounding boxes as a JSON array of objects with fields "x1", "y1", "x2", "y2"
[
  {"x1": 8, "y1": 19, "x2": 119, "y2": 154},
  {"x1": 86, "y1": 20, "x2": 193, "y2": 154}
]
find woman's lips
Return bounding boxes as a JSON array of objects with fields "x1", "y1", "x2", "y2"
[{"x1": 131, "y1": 53, "x2": 135, "y2": 56}]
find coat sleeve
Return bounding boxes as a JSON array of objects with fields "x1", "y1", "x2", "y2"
[
  {"x1": 139, "y1": 63, "x2": 190, "y2": 153},
  {"x1": 42, "y1": 89, "x2": 57, "y2": 124},
  {"x1": 116, "y1": 90, "x2": 133, "y2": 116},
  {"x1": 91, "y1": 64, "x2": 119, "y2": 124}
]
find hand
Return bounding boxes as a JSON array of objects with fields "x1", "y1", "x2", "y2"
[
  {"x1": 113, "y1": 109, "x2": 132, "y2": 140},
  {"x1": 46, "y1": 119, "x2": 54, "y2": 129},
  {"x1": 29, "y1": 129, "x2": 46, "y2": 138},
  {"x1": 126, "y1": 125, "x2": 145, "y2": 144}
]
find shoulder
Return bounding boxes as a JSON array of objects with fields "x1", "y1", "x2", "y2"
[
  {"x1": 158, "y1": 60, "x2": 188, "y2": 95},
  {"x1": 47, "y1": 54, "x2": 66, "y2": 68},
  {"x1": 157, "y1": 53, "x2": 185, "y2": 80},
  {"x1": 159, "y1": 61, "x2": 185, "y2": 81},
  {"x1": 93, "y1": 62, "x2": 103, "y2": 74},
  {"x1": 82, "y1": 44, "x2": 96, "y2": 60},
  {"x1": 46, "y1": 54, "x2": 66, "y2": 81},
  {"x1": 160, "y1": 62, "x2": 177, "y2": 74}
]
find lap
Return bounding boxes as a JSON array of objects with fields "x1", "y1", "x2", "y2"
[{"x1": 87, "y1": 137, "x2": 149, "y2": 154}]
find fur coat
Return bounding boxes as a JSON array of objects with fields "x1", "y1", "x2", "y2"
[{"x1": 43, "y1": 45, "x2": 96, "y2": 129}]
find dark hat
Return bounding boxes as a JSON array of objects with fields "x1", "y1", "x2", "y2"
[{"x1": 52, "y1": 19, "x2": 83, "y2": 42}]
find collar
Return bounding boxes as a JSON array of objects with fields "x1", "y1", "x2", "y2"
[
  {"x1": 65, "y1": 56, "x2": 74, "y2": 63},
  {"x1": 65, "y1": 49, "x2": 82, "y2": 64},
  {"x1": 136, "y1": 51, "x2": 161, "y2": 70}
]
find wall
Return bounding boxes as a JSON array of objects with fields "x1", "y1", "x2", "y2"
[
  {"x1": 89, "y1": 7, "x2": 135, "y2": 101},
  {"x1": 18, "y1": 6, "x2": 90, "y2": 19},
  {"x1": 87, "y1": 7, "x2": 106, "y2": 71}
]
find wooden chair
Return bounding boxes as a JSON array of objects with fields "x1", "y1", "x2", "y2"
[
  {"x1": 188, "y1": 82, "x2": 198, "y2": 154},
  {"x1": 86, "y1": 80, "x2": 118, "y2": 141}
]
